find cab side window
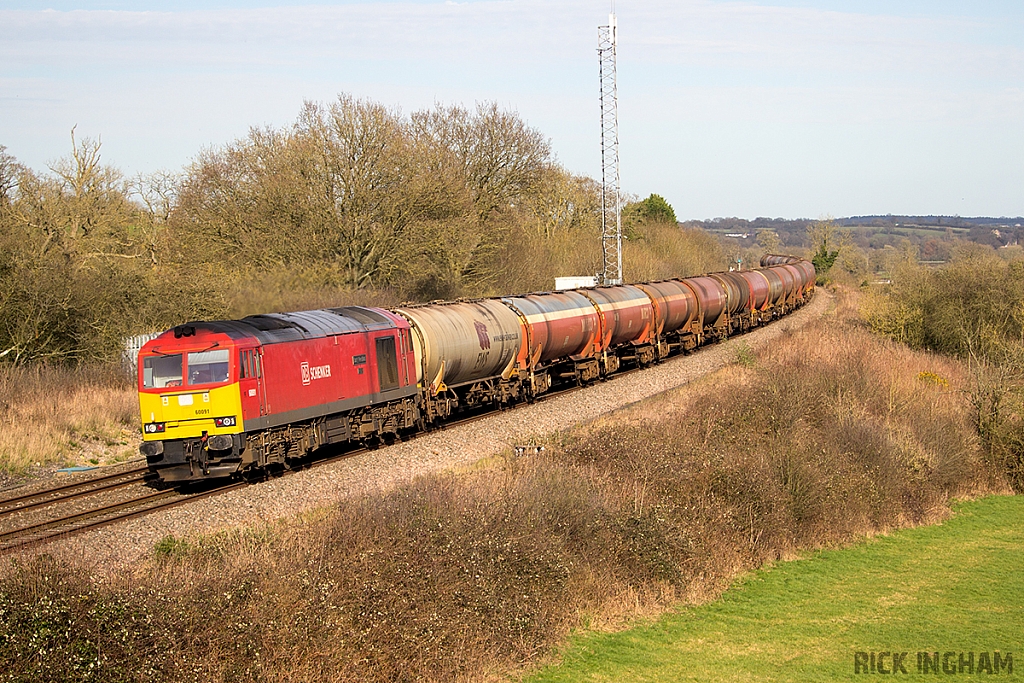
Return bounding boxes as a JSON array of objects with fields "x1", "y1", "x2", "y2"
[{"x1": 239, "y1": 350, "x2": 261, "y2": 379}]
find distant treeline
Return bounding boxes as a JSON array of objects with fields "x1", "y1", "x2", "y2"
[
  {"x1": 696, "y1": 211, "x2": 1024, "y2": 282},
  {"x1": 0, "y1": 95, "x2": 723, "y2": 365},
  {"x1": 843, "y1": 215, "x2": 1024, "y2": 228}
]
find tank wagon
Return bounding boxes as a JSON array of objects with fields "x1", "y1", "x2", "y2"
[{"x1": 138, "y1": 256, "x2": 816, "y2": 483}]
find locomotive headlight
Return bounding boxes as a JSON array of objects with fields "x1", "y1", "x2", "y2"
[
  {"x1": 214, "y1": 416, "x2": 236, "y2": 427},
  {"x1": 145, "y1": 422, "x2": 166, "y2": 434}
]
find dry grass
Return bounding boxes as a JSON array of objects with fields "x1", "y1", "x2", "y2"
[
  {"x1": 0, "y1": 289, "x2": 1006, "y2": 682},
  {"x1": 0, "y1": 364, "x2": 139, "y2": 477}
]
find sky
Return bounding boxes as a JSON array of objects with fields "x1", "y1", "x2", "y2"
[{"x1": 1, "y1": 0, "x2": 1022, "y2": 220}]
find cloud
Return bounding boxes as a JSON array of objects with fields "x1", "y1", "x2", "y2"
[
  {"x1": 3, "y1": 1, "x2": 1018, "y2": 72},
  {"x1": 0, "y1": 0, "x2": 1021, "y2": 216},
  {"x1": 2, "y1": 1, "x2": 1019, "y2": 101}
]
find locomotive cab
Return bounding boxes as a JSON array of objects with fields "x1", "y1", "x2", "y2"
[{"x1": 138, "y1": 327, "x2": 251, "y2": 482}]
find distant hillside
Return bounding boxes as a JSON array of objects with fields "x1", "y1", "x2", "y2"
[
  {"x1": 685, "y1": 214, "x2": 1024, "y2": 256},
  {"x1": 842, "y1": 215, "x2": 1024, "y2": 228}
]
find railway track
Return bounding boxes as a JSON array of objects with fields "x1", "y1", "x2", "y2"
[
  {"x1": 0, "y1": 479, "x2": 246, "y2": 554},
  {"x1": 0, "y1": 465, "x2": 151, "y2": 516}
]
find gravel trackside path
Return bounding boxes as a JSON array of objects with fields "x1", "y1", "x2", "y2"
[{"x1": 37, "y1": 292, "x2": 832, "y2": 571}]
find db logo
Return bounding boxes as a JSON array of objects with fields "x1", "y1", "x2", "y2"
[
  {"x1": 474, "y1": 321, "x2": 491, "y2": 350},
  {"x1": 301, "y1": 361, "x2": 331, "y2": 386}
]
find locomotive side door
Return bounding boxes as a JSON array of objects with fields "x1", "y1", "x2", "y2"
[
  {"x1": 238, "y1": 347, "x2": 266, "y2": 419},
  {"x1": 256, "y1": 347, "x2": 268, "y2": 415},
  {"x1": 375, "y1": 335, "x2": 399, "y2": 392}
]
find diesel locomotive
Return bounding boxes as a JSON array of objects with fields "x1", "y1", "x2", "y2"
[{"x1": 138, "y1": 255, "x2": 815, "y2": 483}]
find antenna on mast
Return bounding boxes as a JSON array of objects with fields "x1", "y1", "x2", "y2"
[{"x1": 597, "y1": 7, "x2": 622, "y2": 285}]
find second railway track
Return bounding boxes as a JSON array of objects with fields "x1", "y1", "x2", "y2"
[
  {"x1": 0, "y1": 465, "x2": 152, "y2": 517},
  {"x1": 0, "y1": 379, "x2": 586, "y2": 555},
  {"x1": 0, "y1": 479, "x2": 246, "y2": 554}
]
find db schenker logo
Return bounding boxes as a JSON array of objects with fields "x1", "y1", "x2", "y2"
[{"x1": 301, "y1": 361, "x2": 331, "y2": 386}]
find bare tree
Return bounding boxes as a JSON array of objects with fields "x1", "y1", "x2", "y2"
[
  {"x1": 756, "y1": 228, "x2": 781, "y2": 254},
  {"x1": 130, "y1": 170, "x2": 180, "y2": 224},
  {"x1": 0, "y1": 145, "x2": 21, "y2": 207},
  {"x1": 411, "y1": 102, "x2": 551, "y2": 221},
  {"x1": 294, "y1": 95, "x2": 417, "y2": 288},
  {"x1": 523, "y1": 166, "x2": 600, "y2": 240}
]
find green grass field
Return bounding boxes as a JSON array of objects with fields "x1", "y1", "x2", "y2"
[{"x1": 528, "y1": 495, "x2": 1023, "y2": 682}]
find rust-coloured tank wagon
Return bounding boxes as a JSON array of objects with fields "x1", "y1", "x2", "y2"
[
  {"x1": 737, "y1": 271, "x2": 771, "y2": 312},
  {"x1": 634, "y1": 279, "x2": 699, "y2": 351},
  {"x1": 138, "y1": 256, "x2": 815, "y2": 483},
  {"x1": 680, "y1": 276, "x2": 730, "y2": 338},
  {"x1": 759, "y1": 268, "x2": 786, "y2": 308}
]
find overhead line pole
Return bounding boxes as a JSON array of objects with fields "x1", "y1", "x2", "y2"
[{"x1": 598, "y1": 11, "x2": 622, "y2": 286}]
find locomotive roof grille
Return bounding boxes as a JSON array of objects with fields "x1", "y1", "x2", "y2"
[
  {"x1": 163, "y1": 308, "x2": 400, "y2": 346},
  {"x1": 326, "y1": 306, "x2": 394, "y2": 328}
]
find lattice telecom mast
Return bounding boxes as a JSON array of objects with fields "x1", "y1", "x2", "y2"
[{"x1": 598, "y1": 10, "x2": 622, "y2": 286}]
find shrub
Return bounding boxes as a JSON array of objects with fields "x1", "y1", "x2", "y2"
[
  {"x1": 0, "y1": 296, "x2": 1000, "y2": 682},
  {"x1": 861, "y1": 248, "x2": 1024, "y2": 491}
]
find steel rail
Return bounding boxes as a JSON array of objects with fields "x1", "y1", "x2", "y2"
[
  {"x1": 0, "y1": 483, "x2": 247, "y2": 553},
  {"x1": 0, "y1": 471, "x2": 152, "y2": 517},
  {"x1": 0, "y1": 465, "x2": 150, "y2": 510}
]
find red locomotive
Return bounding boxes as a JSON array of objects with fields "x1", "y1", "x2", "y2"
[{"x1": 138, "y1": 255, "x2": 815, "y2": 483}]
